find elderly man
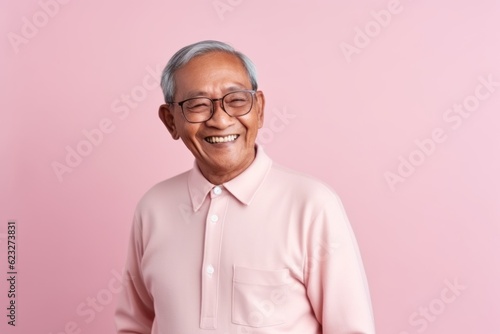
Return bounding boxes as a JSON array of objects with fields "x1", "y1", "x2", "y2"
[{"x1": 115, "y1": 40, "x2": 375, "y2": 334}]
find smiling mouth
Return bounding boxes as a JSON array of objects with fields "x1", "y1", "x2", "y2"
[{"x1": 204, "y1": 134, "x2": 239, "y2": 144}]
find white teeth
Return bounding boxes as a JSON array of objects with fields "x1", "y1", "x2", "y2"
[{"x1": 205, "y1": 135, "x2": 238, "y2": 143}]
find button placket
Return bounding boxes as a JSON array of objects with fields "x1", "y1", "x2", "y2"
[{"x1": 199, "y1": 187, "x2": 228, "y2": 329}]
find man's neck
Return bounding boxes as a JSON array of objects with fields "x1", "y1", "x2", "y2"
[{"x1": 196, "y1": 150, "x2": 257, "y2": 185}]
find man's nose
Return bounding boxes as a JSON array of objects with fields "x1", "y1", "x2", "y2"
[{"x1": 206, "y1": 99, "x2": 233, "y2": 127}]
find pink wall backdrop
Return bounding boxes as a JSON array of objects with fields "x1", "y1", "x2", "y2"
[{"x1": 1, "y1": 0, "x2": 499, "y2": 333}]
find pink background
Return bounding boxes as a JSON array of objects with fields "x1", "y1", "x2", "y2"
[{"x1": 1, "y1": 0, "x2": 499, "y2": 333}]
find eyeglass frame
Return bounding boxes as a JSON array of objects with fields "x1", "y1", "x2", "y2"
[{"x1": 167, "y1": 89, "x2": 257, "y2": 123}]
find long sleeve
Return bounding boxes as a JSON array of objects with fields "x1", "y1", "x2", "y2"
[
  {"x1": 115, "y1": 212, "x2": 155, "y2": 333},
  {"x1": 304, "y1": 192, "x2": 376, "y2": 334}
]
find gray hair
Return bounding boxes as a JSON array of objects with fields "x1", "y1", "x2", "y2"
[{"x1": 160, "y1": 40, "x2": 258, "y2": 103}]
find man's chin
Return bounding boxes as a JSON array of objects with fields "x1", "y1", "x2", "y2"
[{"x1": 196, "y1": 152, "x2": 255, "y2": 180}]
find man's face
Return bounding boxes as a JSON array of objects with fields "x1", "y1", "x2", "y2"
[{"x1": 159, "y1": 52, "x2": 265, "y2": 183}]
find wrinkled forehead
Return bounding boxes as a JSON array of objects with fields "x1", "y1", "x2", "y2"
[
  {"x1": 173, "y1": 52, "x2": 251, "y2": 94},
  {"x1": 176, "y1": 51, "x2": 247, "y2": 77}
]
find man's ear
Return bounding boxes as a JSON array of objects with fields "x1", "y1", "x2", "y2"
[
  {"x1": 159, "y1": 104, "x2": 180, "y2": 140},
  {"x1": 255, "y1": 90, "x2": 265, "y2": 128}
]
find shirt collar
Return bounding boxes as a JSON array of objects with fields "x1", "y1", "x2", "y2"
[{"x1": 187, "y1": 145, "x2": 272, "y2": 212}]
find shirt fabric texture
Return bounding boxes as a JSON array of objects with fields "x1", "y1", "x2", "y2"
[{"x1": 115, "y1": 145, "x2": 376, "y2": 333}]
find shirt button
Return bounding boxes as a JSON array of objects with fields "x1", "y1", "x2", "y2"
[
  {"x1": 206, "y1": 265, "x2": 215, "y2": 274},
  {"x1": 213, "y1": 186, "x2": 222, "y2": 196},
  {"x1": 210, "y1": 214, "x2": 219, "y2": 223}
]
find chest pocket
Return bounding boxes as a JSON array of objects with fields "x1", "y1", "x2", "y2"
[{"x1": 232, "y1": 266, "x2": 290, "y2": 328}]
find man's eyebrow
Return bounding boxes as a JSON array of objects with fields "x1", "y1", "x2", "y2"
[
  {"x1": 183, "y1": 91, "x2": 208, "y2": 99},
  {"x1": 182, "y1": 85, "x2": 249, "y2": 99}
]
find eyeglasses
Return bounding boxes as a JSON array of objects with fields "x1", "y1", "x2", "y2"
[{"x1": 169, "y1": 90, "x2": 256, "y2": 123}]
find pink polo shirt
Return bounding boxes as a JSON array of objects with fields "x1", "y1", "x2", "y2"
[{"x1": 115, "y1": 146, "x2": 375, "y2": 333}]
